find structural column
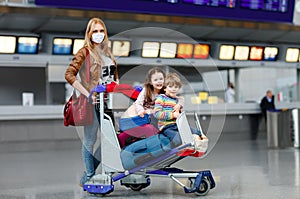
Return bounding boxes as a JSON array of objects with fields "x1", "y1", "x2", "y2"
[
  {"x1": 297, "y1": 69, "x2": 300, "y2": 101},
  {"x1": 45, "y1": 62, "x2": 51, "y2": 105},
  {"x1": 234, "y1": 68, "x2": 240, "y2": 103}
]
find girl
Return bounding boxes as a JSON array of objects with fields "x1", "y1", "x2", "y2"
[{"x1": 135, "y1": 67, "x2": 166, "y2": 117}]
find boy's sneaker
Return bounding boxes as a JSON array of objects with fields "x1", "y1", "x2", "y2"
[{"x1": 192, "y1": 134, "x2": 208, "y2": 153}]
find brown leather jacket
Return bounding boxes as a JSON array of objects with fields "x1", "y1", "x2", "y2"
[{"x1": 65, "y1": 47, "x2": 118, "y2": 92}]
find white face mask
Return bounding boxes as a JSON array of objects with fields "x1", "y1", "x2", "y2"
[{"x1": 92, "y1": 32, "x2": 105, "y2": 44}]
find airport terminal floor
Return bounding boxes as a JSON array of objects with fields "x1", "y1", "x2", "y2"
[{"x1": 0, "y1": 131, "x2": 299, "y2": 199}]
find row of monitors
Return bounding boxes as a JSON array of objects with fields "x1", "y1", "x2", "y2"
[
  {"x1": 55, "y1": 38, "x2": 131, "y2": 57},
  {"x1": 219, "y1": 45, "x2": 300, "y2": 62},
  {"x1": 219, "y1": 45, "x2": 279, "y2": 61},
  {"x1": 0, "y1": 35, "x2": 210, "y2": 59},
  {"x1": 54, "y1": 39, "x2": 210, "y2": 59},
  {"x1": 0, "y1": 36, "x2": 39, "y2": 54},
  {"x1": 0, "y1": 36, "x2": 131, "y2": 56},
  {"x1": 1, "y1": 35, "x2": 300, "y2": 63},
  {"x1": 142, "y1": 42, "x2": 209, "y2": 59}
]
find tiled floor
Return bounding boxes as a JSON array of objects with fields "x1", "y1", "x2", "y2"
[{"x1": 0, "y1": 132, "x2": 299, "y2": 199}]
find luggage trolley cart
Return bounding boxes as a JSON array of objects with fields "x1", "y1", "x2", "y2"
[{"x1": 83, "y1": 90, "x2": 216, "y2": 196}]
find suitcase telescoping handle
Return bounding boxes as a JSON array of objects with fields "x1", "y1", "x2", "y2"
[{"x1": 194, "y1": 112, "x2": 205, "y2": 136}]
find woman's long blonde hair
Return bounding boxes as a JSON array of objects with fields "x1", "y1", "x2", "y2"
[{"x1": 84, "y1": 17, "x2": 116, "y2": 66}]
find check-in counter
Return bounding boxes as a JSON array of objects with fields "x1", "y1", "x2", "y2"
[
  {"x1": 1, "y1": 102, "x2": 300, "y2": 149},
  {"x1": 0, "y1": 105, "x2": 78, "y2": 152}
]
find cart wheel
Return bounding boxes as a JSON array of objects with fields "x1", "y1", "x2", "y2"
[
  {"x1": 87, "y1": 192, "x2": 106, "y2": 197},
  {"x1": 94, "y1": 193, "x2": 106, "y2": 197},
  {"x1": 128, "y1": 184, "x2": 144, "y2": 191},
  {"x1": 189, "y1": 177, "x2": 211, "y2": 196}
]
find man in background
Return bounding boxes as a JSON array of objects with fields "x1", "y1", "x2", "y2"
[{"x1": 260, "y1": 90, "x2": 275, "y2": 121}]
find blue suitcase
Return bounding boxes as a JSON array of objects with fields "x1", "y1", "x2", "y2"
[
  {"x1": 119, "y1": 114, "x2": 150, "y2": 131},
  {"x1": 120, "y1": 134, "x2": 173, "y2": 170}
]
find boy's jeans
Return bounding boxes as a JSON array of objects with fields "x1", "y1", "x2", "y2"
[{"x1": 161, "y1": 123, "x2": 201, "y2": 147}]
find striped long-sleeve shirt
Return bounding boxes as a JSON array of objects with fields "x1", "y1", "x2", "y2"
[{"x1": 154, "y1": 94, "x2": 180, "y2": 130}]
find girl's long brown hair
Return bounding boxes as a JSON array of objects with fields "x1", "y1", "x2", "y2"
[{"x1": 144, "y1": 67, "x2": 166, "y2": 103}]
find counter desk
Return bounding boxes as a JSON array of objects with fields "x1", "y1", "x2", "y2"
[{"x1": 0, "y1": 102, "x2": 299, "y2": 148}]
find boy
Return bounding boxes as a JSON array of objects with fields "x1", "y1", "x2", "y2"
[{"x1": 154, "y1": 73, "x2": 207, "y2": 148}]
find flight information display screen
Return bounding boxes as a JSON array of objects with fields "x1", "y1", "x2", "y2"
[
  {"x1": 240, "y1": 0, "x2": 288, "y2": 12},
  {"x1": 35, "y1": 0, "x2": 295, "y2": 23},
  {"x1": 183, "y1": 0, "x2": 236, "y2": 8}
]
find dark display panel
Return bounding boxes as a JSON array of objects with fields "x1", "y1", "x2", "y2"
[{"x1": 35, "y1": 0, "x2": 295, "y2": 23}]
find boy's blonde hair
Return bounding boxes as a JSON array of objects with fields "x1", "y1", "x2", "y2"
[{"x1": 165, "y1": 73, "x2": 182, "y2": 88}]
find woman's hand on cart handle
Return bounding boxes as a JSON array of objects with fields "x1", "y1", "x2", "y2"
[{"x1": 89, "y1": 84, "x2": 107, "y2": 102}]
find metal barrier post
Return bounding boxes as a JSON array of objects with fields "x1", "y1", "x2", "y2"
[
  {"x1": 291, "y1": 109, "x2": 300, "y2": 148},
  {"x1": 267, "y1": 110, "x2": 292, "y2": 148}
]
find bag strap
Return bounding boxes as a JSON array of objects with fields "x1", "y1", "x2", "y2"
[{"x1": 85, "y1": 47, "x2": 90, "y2": 83}]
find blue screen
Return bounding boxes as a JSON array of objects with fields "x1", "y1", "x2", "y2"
[
  {"x1": 53, "y1": 44, "x2": 72, "y2": 55},
  {"x1": 17, "y1": 43, "x2": 38, "y2": 54},
  {"x1": 35, "y1": 0, "x2": 295, "y2": 23}
]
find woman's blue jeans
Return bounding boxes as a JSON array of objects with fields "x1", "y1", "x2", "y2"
[
  {"x1": 82, "y1": 106, "x2": 101, "y2": 179},
  {"x1": 81, "y1": 104, "x2": 114, "y2": 180}
]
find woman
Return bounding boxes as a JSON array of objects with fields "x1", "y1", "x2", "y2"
[{"x1": 65, "y1": 17, "x2": 118, "y2": 186}]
